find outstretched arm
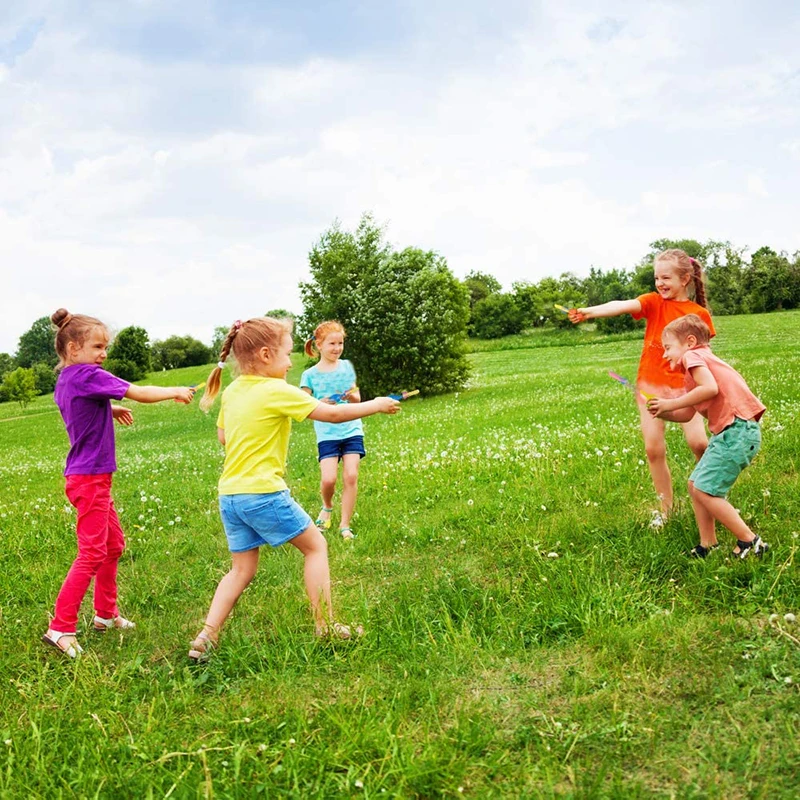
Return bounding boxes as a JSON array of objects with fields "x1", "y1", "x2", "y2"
[
  {"x1": 125, "y1": 385, "x2": 195, "y2": 404},
  {"x1": 569, "y1": 299, "x2": 642, "y2": 323},
  {"x1": 309, "y1": 396, "x2": 398, "y2": 423}
]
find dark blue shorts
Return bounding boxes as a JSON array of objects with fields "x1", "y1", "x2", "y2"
[{"x1": 317, "y1": 435, "x2": 366, "y2": 462}]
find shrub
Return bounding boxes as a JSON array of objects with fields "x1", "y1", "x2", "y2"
[{"x1": 299, "y1": 215, "x2": 470, "y2": 397}]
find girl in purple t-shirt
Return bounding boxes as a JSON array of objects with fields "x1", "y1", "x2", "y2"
[{"x1": 42, "y1": 309, "x2": 196, "y2": 658}]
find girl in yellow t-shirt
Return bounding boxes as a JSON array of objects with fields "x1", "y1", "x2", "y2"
[
  {"x1": 190, "y1": 317, "x2": 399, "y2": 662},
  {"x1": 568, "y1": 249, "x2": 714, "y2": 521}
]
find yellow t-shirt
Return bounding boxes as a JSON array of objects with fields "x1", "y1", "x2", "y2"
[{"x1": 216, "y1": 376, "x2": 318, "y2": 495}]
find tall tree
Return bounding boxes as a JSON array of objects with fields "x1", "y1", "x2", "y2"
[
  {"x1": 16, "y1": 317, "x2": 57, "y2": 368},
  {"x1": 299, "y1": 214, "x2": 470, "y2": 397},
  {"x1": 107, "y1": 326, "x2": 152, "y2": 380}
]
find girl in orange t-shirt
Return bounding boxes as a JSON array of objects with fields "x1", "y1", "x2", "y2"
[{"x1": 569, "y1": 249, "x2": 715, "y2": 521}]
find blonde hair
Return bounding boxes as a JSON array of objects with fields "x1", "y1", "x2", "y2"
[
  {"x1": 50, "y1": 308, "x2": 109, "y2": 370},
  {"x1": 199, "y1": 316, "x2": 293, "y2": 412},
  {"x1": 304, "y1": 320, "x2": 346, "y2": 358},
  {"x1": 662, "y1": 314, "x2": 711, "y2": 345},
  {"x1": 654, "y1": 249, "x2": 708, "y2": 309}
]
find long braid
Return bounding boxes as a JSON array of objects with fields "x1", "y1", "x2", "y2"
[
  {"x1": 199, "y1": 323, "x2": 240, "y2": 413},
  {"x1": 690, "y1": 257, "x2": 708, "y2": 309}
]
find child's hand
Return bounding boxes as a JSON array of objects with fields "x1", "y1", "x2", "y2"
[
  {"x1": 376, "y1": 397, "x2": 401, "y2": 414},
  {"x1": 568, "y1": 308, "x2": 588, "y2": 324},
  {"x1": 112, "y1": 405, "x2": 134, "y2": 426},
  {"x1": 174, "y1": 387, "x2": 196, "y2": 404},
  {"x1": 646, "y1": 397, "x2": 670, "y2": 417}
]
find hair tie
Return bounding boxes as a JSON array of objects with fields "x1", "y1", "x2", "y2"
[
  {"x1": 233, "y1": 320, "x2": 242, "y2": 331},
  {"x1": 217, "y1": 361, "x2": 226, "y2": 370}
]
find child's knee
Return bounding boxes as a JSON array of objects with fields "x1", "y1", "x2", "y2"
[
  {"x1": 321, "y1": 476, "x2": 337, "y2": 493},
  {"x1": 342, "y1": 470, "x2": 358, "y2": 490},
  {"x1": 644, "y1": 442, "x2": 667, "y2": 462}
]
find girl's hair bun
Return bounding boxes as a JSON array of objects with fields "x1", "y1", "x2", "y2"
[{"x1": 51, "y1": 308, "x2": 73, "y2": 329}]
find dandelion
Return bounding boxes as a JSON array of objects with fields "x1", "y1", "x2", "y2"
[
  {"x1": 785, "y1": 613, "x2": 796, "y2": 624},
  {"x1": 355, "y1": 780, "x2": 364, "y2": 789},
  {"x1": 547, "y1": 552, "x2": 559, "y2": 558},
  {"x1": 467, "y1": 499, "x2": 474, "y2": 506}
]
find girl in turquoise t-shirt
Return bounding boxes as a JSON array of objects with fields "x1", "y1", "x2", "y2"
[{"x1": 301, "y1": 321, "x2": 364, "y2": 540}]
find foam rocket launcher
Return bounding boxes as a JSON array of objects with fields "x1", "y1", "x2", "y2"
[
  {"x1": 608, "y1": 371, "x2": 654, "y2": 401},
  {"x1": 190, "y1": 381, "x2": 206, "y2": 391},
  {"x1": 553, "y1": 303, "x2": 570, "y2": 314},
  {"x1": 389, "y1": 389, "x2": 419, "y2": 401}
]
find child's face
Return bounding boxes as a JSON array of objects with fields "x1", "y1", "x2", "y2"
[
  {"x1": 318, "y1": 332, "x2": 344, "y2": 362},
  {"x1": 654, "y1": 260, "x2": 690, "y2": 300},
  {"x1": 661, "y1": 332, "x2": 691, "y2": 370},
  {"x1": 67, "y1": 328, "x2": 109, "y2": 366},
  {"x1": 264, "y1": 332, "x2": 293, "y2": 379}
]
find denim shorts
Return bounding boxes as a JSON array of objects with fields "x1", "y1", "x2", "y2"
[
  {"x1": 690, "y1": 418, "x2": 761, "y2": 498},
  {"x1": 317, "y1": 435, "x2": 366, "y2": 462},
  {"x1": 219, "y1": 491, "x2": 312, "y2": 552}
]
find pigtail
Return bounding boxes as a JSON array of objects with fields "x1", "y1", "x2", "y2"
[
  {"x1": 200, "y1": 323, "x2": 240, "y2": 413},
  {"x1": 304, "y1": 337, "x2": 317, "y2": 358},
  {"x1": 689, "y1": 257, "x2": 708, "y2": 309}
]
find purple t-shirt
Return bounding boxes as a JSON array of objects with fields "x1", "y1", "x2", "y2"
[{"x1": 54, "y1": 364, "x2": 130, "y2": 476}]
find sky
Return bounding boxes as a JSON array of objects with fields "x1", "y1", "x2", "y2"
[{"x1": 1, "y1": 0, "x2": 799, "y2": 354}]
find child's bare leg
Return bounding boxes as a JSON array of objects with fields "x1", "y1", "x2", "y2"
[
  {"x1": 289, "y1": 523, "x2": 333, "y2": 631},
  {"x1": 318, "y1": 457, "x2": 338, "y2": 523},
  {"x1": 692, "y1": 487, "x2": 756, "y2": 545},
  {"x1": 680, "y1": 413, "x2": 708, "y2": 462},
  {"x1": 688, "y1": 480, "x2": 718, "y2": 547},
  {"x1": 638, "y1": 404, "x2": 672, "y2": 513},
  {"x1": 339, "y1": 454, "x2": 360, "y2": 529},
  {"x1": 197, "y1": 549, "x2": 260, "y2": 642}
]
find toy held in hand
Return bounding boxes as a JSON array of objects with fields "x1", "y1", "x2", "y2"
[
  {"x1": 553, "y1": 303, "x2": 570, "y2": 314},
  {"x1": 389, "y1": 389, "x2": 419, "y2": 401},
  {"x1": 608, "y1": 371, "x2": 654, "y2": 401},
  {"x1": 325, "y1": 385, "x2": 357, "y2": 404}
]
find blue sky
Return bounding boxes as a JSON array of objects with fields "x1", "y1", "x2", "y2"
[{"x1": 1, "y1": 0, "x2": 799, "y2": 353}]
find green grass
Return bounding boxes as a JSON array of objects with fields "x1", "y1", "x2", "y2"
[{"x1": 1, "y1": 312, "x2": 798, "y2": 798}]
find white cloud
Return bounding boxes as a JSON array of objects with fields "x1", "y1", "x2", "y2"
[{"x1": 1, "y1": 1, "x2": 799, "y2": 352}]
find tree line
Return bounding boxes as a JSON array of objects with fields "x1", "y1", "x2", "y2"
[
  {"x1": 464, "y1": 239, "x2": 800, "y2": 338},
  {"x1": 3, "y1": 223, "x2": 799, "y2": 406}
]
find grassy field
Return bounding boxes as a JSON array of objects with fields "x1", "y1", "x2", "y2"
[{"x1": 0, "y1": 312, "x2": 798, "y2": 799}]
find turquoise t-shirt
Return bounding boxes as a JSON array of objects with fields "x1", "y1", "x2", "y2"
[{"x1": 300, "y1": 360, "x2": 363, "y2": 443}]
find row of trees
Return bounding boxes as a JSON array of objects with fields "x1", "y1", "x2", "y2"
[
  {"x1": 3, "y1": 225, "x2": 799, "y2": 405},
  {"x1": 464, "y1": 239, "x2": 800, "y2": 338},
  {"x1": 0, "y1": 323, "x2": 223, "y2": 406},
  {"x1": 1, "y1": 309, "x2": 300, "y2": 406}
]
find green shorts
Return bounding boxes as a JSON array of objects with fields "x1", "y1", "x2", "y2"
[{"x1": 690, "y1": 418, "x2": 761, "y2": 498}]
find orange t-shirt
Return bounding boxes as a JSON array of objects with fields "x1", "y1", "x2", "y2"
[
  {"x1": 632, "y1": 293, "x2": 716, "y2": 390},
  {"x1": 681, "y1": 346, "x2": 765, "y2": 434}
]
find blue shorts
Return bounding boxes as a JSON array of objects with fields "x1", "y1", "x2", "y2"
[
  {"x1": 219, "y1": 491, "x2": 312, "y2": 552},
  {"x1": 690, "y1": 418, "x2": 761, "y2": 498},
  {"x1": 317, "y1": 435, "x2": 366, "y2": 462}
]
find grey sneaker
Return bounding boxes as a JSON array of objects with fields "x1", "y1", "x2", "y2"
[{"x1": 735, "y1": 535, "x2": 769, "y2": 560}]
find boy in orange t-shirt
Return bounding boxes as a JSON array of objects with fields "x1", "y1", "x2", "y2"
[
  {"x1": 570, "y1": 249, "x2": 714, "y2": 522},
  {"x1": 647, "y1": 314, "x2": 768, "y2": 560}
]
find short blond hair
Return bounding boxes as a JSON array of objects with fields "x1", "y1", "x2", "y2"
[{"x1": 662, "y1": 314, "x2": 711, "y2": 345}]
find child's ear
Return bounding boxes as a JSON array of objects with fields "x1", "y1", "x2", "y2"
[{"x1": 686, "y1": 334, "x2": 697, "y2": 348}]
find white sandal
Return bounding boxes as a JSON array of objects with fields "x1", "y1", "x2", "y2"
[
  {"x1": 188, "y1": 632, "x2": 216, "y2": 663},
  {"x1": 41, "y1": 629, "x2": 84, "y2": 658},
  {"x1": 94, "y1": 615, "x2": 136, "y2": 631}
]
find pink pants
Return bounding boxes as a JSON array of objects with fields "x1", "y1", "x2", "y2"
[{"x1": 51, "y1": 473, "x2": 126, "y2": 632}]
